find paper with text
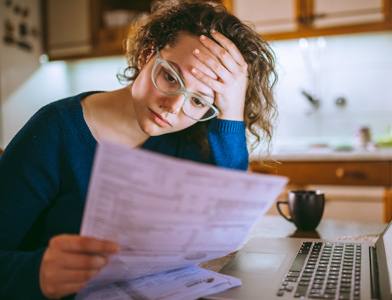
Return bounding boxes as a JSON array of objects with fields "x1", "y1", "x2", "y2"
[
  {"x1": 80, "y1": 141, "x2": 288, "y2": 286},
  {"x1": 75, "y1": 265, "x2": 241, "y2": 300}
]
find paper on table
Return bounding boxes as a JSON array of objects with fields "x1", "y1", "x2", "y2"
[
  {"x1": 75, "y1": 265, "x2": 241, "y2": 300},
  {"x1": 80, "y1": 140, "x2": 288, "y2": 286}
]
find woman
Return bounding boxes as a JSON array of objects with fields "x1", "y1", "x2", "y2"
[{"x1": 0, "y1": 1, "x2": 277, "y2": 299}]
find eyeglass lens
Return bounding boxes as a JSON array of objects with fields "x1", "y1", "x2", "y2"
[{"x1": 152, "y1": 61, "x2": 216, "y2": 121}]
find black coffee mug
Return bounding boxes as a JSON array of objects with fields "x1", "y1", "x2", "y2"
[{"x1": 277, "y1": 190, "x2": 325, "y2": 231}]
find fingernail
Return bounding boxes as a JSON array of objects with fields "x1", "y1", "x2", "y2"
[
  {"x1": 110, "y1": 244, "x2": 120, "y2": 252},
  {"x1": 194, "y1": 48, "x2": 200, "y2": 54},
  {"x1": 102, "y1": 257, "x2": 110, "y2": 266},
  {"x1": 191, "y1": 68, "x2": 197, "y2": 74},
  {"x1": 211, "y1": 29, "x2": 216, "y2": 33},
  {"x1": 200, "y1": 35, "x2": 206, "y2": 40}
]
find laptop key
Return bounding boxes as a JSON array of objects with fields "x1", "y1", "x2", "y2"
[
  {"x1": 329, "y1": 271, "x2": 339, "y2": 275},
  {"x1": 319, "y1": 259, "x2": 329, "y2": 262},
  {"x1": 295, "y1": 286, "x2": 308, "y2": 297},
  {"x1": 312, "y1": 284, "x2": 323, "y2": 289},
  {"x1": 289, "y1": 253, "x2": 307, "y2": 272},
  {"x1": 277, "y1": 291, "x2": 284, "y2": 296},
  {"x1": 304, "y1": 269, "x2": 315, "y2": 273},
  {"x1": 339, "y1": 293, "x2": 350, "y2": 300},
  {"x1": 313, "y1": 280, "x2": 324, "y2": 284},
  {"x1": 285, "y1": 277, "x2": 297, "y2": 282},
  {"x1": 309, "y1": 294, "x2": 324, "y2": 299}
]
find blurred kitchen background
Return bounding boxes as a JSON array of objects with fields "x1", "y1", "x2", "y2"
[{"x1": 1, "y1": 0, "x2": 392, "y2": 224}]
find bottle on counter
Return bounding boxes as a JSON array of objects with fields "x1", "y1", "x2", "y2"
[{"x1": 354, "y1": 126, "x2": 373, "y2": 150}]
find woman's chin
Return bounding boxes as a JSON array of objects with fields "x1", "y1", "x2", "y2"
[{"x1": 139, "y1": 120, "x2": 171, "y2": 136}]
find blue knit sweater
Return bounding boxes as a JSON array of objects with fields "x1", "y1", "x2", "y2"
[{"x1": 0, "y1": 91, "x2": 248, "y2": 299}]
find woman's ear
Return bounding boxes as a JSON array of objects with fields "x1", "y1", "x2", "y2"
[{"x1": 138, "y1": 45, "x2": 155, "y2": 70}]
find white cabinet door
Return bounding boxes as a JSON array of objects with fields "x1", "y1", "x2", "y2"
[
  {"x1": 233, "y1": 0, "x2": 297, "y2": 34},
  {"x1": 46, "y1": 0, "x2": 92, "y2": 57},
  {"x1": 313, "y1": 0, "x2": 384, "y2": 28}
]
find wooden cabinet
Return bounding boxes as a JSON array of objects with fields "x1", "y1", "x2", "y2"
[
  {"x1": 251, "y1": 161, "x2": 392, "y2": 186},
  {"x1": 234, "y1": 0, "x2": 392, "y2": 40},
  {"x1": 44, "y1": 0, "x2": 230, "y2": 61},
  {"x1": 44, "y1": 0, "x2": 392, "y2": 60},
  {"x1": 44, "y1": 0, "x2": 93, "y2": 58},
  {"x1": 249, "y1": 160, "x2": 392, "y2": 222},
  {"x1": 234, "y1": 0, "x2": 298, "y2": 34},
  {"x1": 312, "y1": 0, "x2": 385, "y2": 28}
]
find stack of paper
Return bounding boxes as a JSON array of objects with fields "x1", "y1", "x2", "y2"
[
  {"x1": 75, "y1": 265, "x2": 240, "y2": 300},
  {"x1": 77, "y1": 141, "x2": 288, "y2": 300}
]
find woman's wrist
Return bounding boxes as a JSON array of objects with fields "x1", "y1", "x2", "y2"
[{"x1": 216, "y1": 111, "x2": 244, "y2": 122}]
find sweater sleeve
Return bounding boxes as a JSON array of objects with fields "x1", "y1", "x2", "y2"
[
  {"x1": 206, "y1": 118, "x2": 248, "y2": 170},
  {"x1": 0, "y1": 105, "x2": 62, "y2": 299}
]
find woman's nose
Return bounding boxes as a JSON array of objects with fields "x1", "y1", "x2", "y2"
[{"x1": 162, "y1": 93, "x2": 184, "y2": 114}]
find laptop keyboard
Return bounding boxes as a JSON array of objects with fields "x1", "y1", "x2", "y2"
[{"x1": 277, "y1": 242, "x2": 362, "y2": 299}]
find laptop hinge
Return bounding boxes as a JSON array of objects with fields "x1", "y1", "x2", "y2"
[{"x1": 369, "y1": 246, "x2": 381, "y2": 300}]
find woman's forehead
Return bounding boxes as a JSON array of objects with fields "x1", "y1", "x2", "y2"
[
  {"x1": 160, "y1": 34, "x2": 217, "y2": 91},
  {"x1": 162, "y1": 34, "x2": 214, "y2": 64}
]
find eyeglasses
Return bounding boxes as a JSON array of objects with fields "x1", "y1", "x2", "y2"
[{"x1": 151, "y1": 46, "x2": 219, "y2": 122}]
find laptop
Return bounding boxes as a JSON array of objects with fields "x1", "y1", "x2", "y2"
[{"x1": 207, "y1": 221, "x2": 392, "y2": 300}]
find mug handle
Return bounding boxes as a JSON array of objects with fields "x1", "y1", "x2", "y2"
[{"x1": 276, "y1": 201, "x2": 292, "y2": 222}]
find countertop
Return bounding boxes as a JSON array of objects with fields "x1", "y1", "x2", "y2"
[{"x1": 250, "y1": 148, "x2": 392, "y2": 161}]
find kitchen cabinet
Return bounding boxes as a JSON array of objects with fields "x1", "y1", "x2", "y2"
[
  {"x1": 233, "y1": 0, "x2": 298, "y2": 34},
  {"x1": 249, "y1": 159, "x2": 392, "y2": 223},
  {"x1": 44, "y1": 0, "x2": 231, "y2": 61},
  {"x1": 312, "y1": 0, "x2": 385, "y2": 28},
  {"x1": 233, "y1": 0, "x2": 392, "y2": 40},
  {"x1": 44, "y1": 0, "x2": 93, "y2": 58}
]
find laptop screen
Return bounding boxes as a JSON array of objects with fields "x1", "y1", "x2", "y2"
[{"x1": 382, "y1": 223, "x2": 392, "y2": 292}]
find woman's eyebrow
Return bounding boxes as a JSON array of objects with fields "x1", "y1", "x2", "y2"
[{"x1": 167, "y1": 60, "x2": 214, "y2": 100}]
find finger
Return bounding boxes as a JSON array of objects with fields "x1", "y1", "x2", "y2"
[
  {"x1": 50, "y1": 234, "x2": 120, "y2": 254},
  {"x1": 191, "y1": 67, "x2": 224, "y2": 93},
  {"x1": 59, "y1": 268, "x2": 102, "y2": 284},
  {"x1": 199, "y1": 35, "x2": 241, "y2": 75},
  {"x1": 43, "y1": 282, "x2": 86, "y2": 299},
  {"x1": 209, "y1": 30, "x2": 247, "y2": 67},
  {"x1": 196, "y1": 62, "x2": 219, "y2": 80},
  {"x1": 58, "y1": 252, "x2": 109, "y2": 269},
  {"x1": 193, "y1": 48, "x2": 232, "y2": 83}
]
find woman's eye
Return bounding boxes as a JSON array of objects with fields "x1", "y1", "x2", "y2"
[
  {"x1": 164, "y1": 71, "x2": 177, "y2": 84},
  {"x1": 192, "y1": 97, "x2": 205, "y2": 107}
]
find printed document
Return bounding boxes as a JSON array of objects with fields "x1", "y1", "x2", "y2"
[
  {"x1": 78, "y1": 141, "x2": 288, "y2": 299},
  {"x1": 75, "y1": 265, "x2": 241, "y2": 300}
]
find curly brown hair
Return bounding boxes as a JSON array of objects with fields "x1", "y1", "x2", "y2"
[{"x1": 118, "y1": 0, "x2": 278, "y2": 158}]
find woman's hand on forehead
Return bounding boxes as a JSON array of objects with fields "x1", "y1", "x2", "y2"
[{"x1": 191, "y1": 30, "x2": 248, "y2": 121}]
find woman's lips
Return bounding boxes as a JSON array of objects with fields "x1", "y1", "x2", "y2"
[{"x1": 149, "y1": 109, "x2": 171, "y2": 127}]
